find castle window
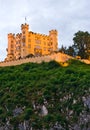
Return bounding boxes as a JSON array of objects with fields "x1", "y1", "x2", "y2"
[
  {"x1": 16, "y1": 46, "x2": 20, "y2": 50},
  {"x1": 51, "y1": 42, "x2": 53, "y2": 45},
  {"x1": 28, "y1": 44, "x2": 31, "y2": 48},
  {"x1": 11, "y1": 50, "x2": 13, "y2": 53},
  {"x1": 23, "y1": 31, "x2": 25, "y2": 34},
  {"x1": 35, "y1": 45, "x2": 41, "y2": 49},
  {"x1": 11, "y1": 40, "x2": 13, "y2": 43},
  {"x1": 22, "y1": 43, "x2": 25, "y2": 46},
  {"x1": 18, "y1": 53, "x2": 20, "y2": 55},
  {"x1": 44, "y1": 42, "x2": 46, "y2": 45},
  {"x1": 16, "y1": 41, "x2": 20, "y2": 44},
  {"x1": 19, "y1": 40, "x2": 21, "y2": 44},
  {"x1": 48, "y1": 43, "x2": 50, "y2": 46},
  {"x1": 44, "y1": 48, "x2": 46, "y2": 51},
  {"x1": 28, "y1": 39, "x2": 31, "y2": 42},
  {"x1": 22, "y1": 37, "x2": 26, "y2": 43},
  {"x1": 35, "y1": 40, "x2": 41, "y2": 44},
  {"x1": 48, "y1": 48, "x2": 52, "y2": 51},
  {"x1": 11, "y1": 44, "x2": 13, "y2": 48}
]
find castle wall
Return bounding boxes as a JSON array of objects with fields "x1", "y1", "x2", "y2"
[
  {"x1": 0, "y1": 53, "x2": 73, "y2": 67},
  {"x1": 1, "y1": 52, "x2": 89, "y2": 67}
]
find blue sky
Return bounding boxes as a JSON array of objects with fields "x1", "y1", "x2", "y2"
[{"x1": 0, "y1": 0, "x2": 90, "y2": 61}]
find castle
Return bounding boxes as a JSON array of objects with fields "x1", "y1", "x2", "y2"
[
  {"x1": 5, "y1": 23, "x2": 58, "y2": 61},
  {"x1": 0, "y1": 23, "x2": 89, "y2": 66}
]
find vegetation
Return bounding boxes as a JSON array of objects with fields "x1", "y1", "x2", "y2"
[
  {"x1": 73, "y1": 31, "x2": 90, "y2": 59},
  {"x1": 0, "y1": 60, "x2": 90, "y2": 129},
  {"x1": 59, "y1": 31, "x2": 90, "y2": 59}
]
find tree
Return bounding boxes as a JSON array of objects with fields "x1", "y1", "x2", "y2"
[
  {"x1": 73, "y1": 31, "x2": 90, "y2": 59},
  {"x1": 66, "y1": 46, "x2": 75, "y2": 56},
  {"x1": 59, "y1": 45, "x2": 67, "y2": 53},
  {"x1": 25, "y1": 54, "x2": 34, "y2": 58}
]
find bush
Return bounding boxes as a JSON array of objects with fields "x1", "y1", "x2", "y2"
[
  {"x1": 24, "y1": 108, "x2": 33, "y2": 120},
  {"x1": 0, "y1": 107, "x2": 3, "y2": 114}
]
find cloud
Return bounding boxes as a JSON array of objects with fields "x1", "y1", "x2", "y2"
[{"x1": 0, "y1": 0, "x2": 90, "y2": 60}]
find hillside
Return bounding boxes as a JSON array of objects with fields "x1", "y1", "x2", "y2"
[{"x1": 0, "y1": 60, "x2": 90, "y2": 130}]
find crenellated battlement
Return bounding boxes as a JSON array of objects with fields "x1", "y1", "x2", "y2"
[
  {"x1": 8, "y1": 33, "x2": 15, "y2": 38},
  {"x1": 29, "y1": 31, "x2": 49, "y2": 37},
  {"x1": 21, "y1": 23, "x2": 29, "y2": 30},
  {"x1": 49, "y1": 30, "x2": 58, "y2": 35}
]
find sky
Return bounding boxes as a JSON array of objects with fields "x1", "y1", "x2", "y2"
[{"x1": 0, "y1": 0, "x2": 90, "y2": 61}]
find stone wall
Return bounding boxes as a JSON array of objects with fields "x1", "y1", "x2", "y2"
[{"x1": 0, "y1": 52, "x2": 89, "y2": 67}]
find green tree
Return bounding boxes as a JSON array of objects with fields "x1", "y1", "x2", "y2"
[
  {"x1": 59, "y1": 45, "x2": 67, "y2": 53},
  {"x1": 73, "y1": 31, "x2": 90, "y2": 59},
  {"x1": 66, "y1": 46, "x2": 75, "y2": 56}
]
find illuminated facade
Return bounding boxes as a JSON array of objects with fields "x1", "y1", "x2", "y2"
[{"x1": 6, "y1": 23, "x2": 58, "y2": 61}]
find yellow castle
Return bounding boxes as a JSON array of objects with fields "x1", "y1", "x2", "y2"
[{"x1": 5, "y1": 23, "x2": 58, "y2": 61}]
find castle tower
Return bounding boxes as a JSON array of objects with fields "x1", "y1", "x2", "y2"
[
  {"x1": 21, "y1": 23, "x2": 29, "y2": 58},
  {"x1": 15, "y1": 33, "x2": 22, "y2": 59},
  {"x1": 6, "y1": 33, "x2": 15, "y2": 61},
  {"x1": 49, "y1": 30, "x2": 58, "y2": 52}
]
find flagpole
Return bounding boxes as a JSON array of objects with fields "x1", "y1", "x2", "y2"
[{"x1": 25, "y1": 17, "x2": 27, "y2": 24}]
